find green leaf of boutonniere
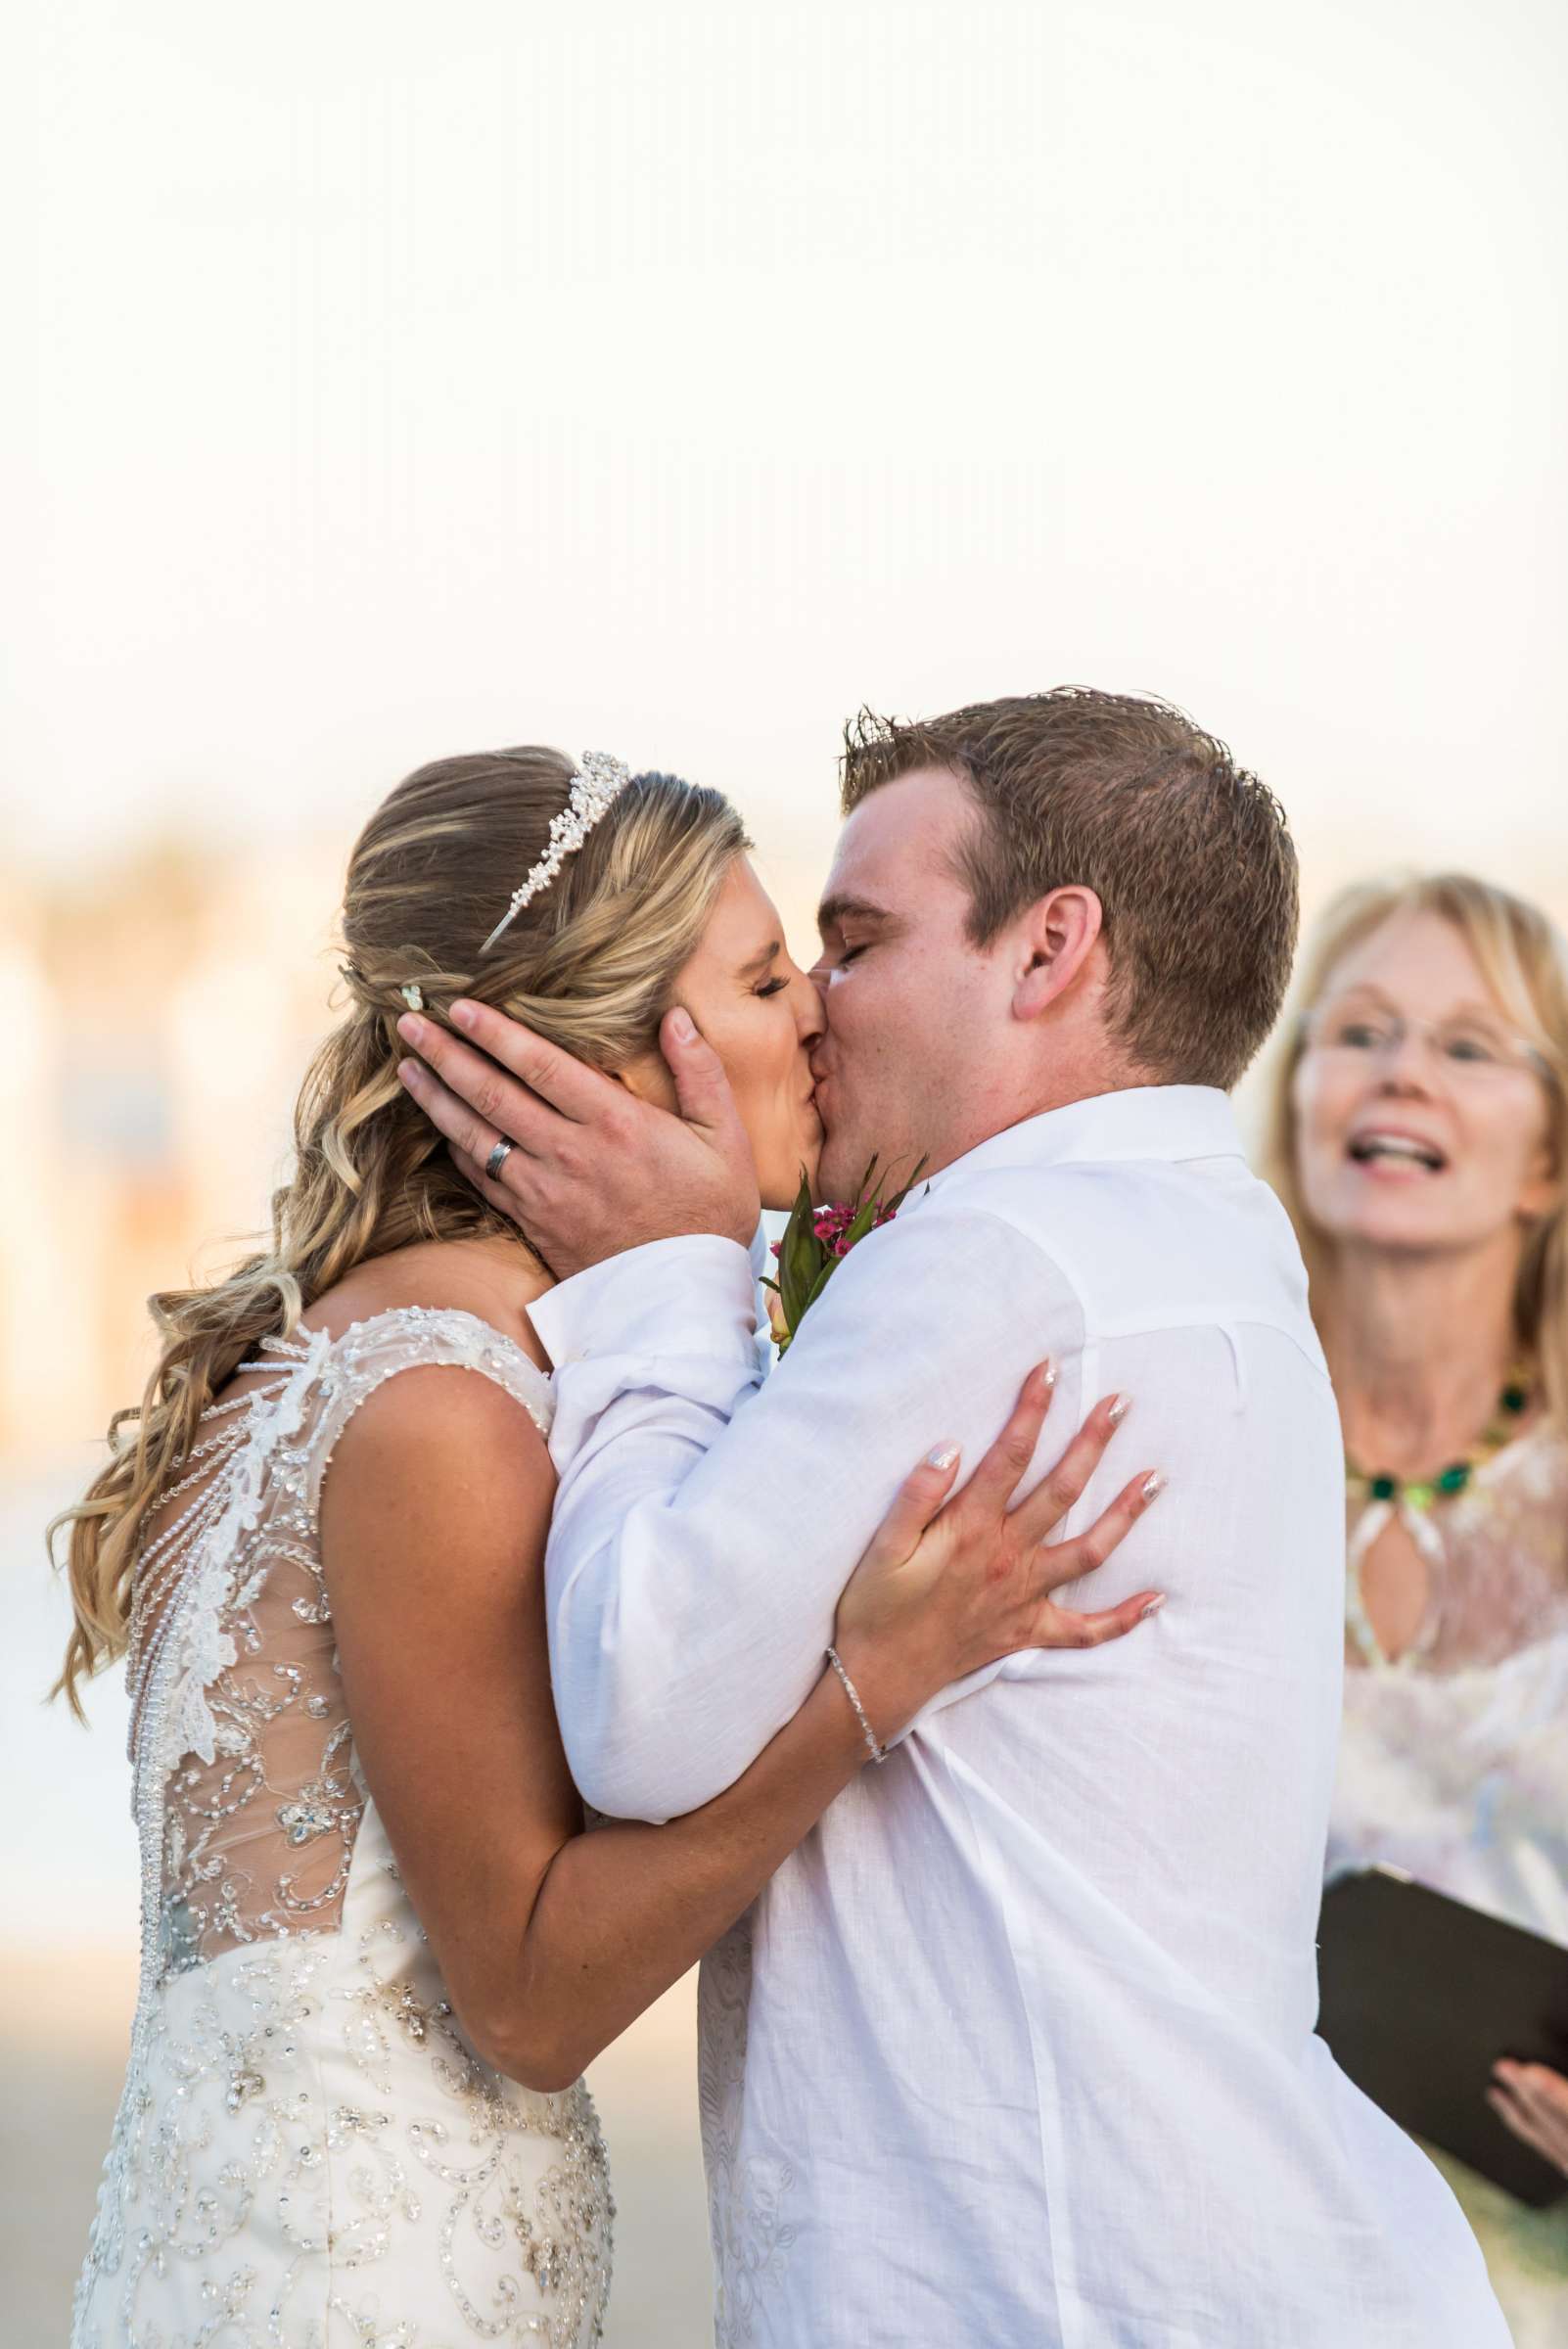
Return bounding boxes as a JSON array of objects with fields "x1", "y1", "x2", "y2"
[{"x1": 761, "y1": 1155, "x2": 928, "y2": 1354}]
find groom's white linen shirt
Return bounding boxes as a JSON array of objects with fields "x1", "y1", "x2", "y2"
[{"x1": 530, "y1": 1086, "x2": 1507, "y2": 2348}]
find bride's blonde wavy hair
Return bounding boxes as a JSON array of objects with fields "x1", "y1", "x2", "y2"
[
  {"x1": 1260, "y1": 870, "x2": 1568, "y2": 1429},
  {"x1": 52, "y1": 747, "x2": 747, "y2": 1713}
]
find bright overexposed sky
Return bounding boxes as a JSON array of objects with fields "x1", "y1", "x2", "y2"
[
  {"x1": 7, "y1": 0, "x2": 1567, "y2": 928},
  {"x1": 4, "y1": 23, "x2": 1568, "y2": 2309},
  {"x1": 9, "y1": 31, "x2": 1566, "y2": 2334}
]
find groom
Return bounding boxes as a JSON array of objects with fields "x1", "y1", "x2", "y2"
[{"x1": 399, "y1": 691, "x2": 1505, "y2": 2345}]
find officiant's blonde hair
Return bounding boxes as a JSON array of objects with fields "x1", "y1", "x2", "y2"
[
  {"x1": 52, "y1": 748, "x2": 747, "y2": 1711},
  {"x1": 1261, "y1": 871, "x2": 1568, "y2": 1428}
]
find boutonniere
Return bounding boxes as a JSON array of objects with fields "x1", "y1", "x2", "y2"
[{"x1": 762, "y1": 1157, "x2": 926, "y2": 1355}]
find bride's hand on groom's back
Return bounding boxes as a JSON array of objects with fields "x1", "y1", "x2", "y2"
[
  {"x1": 395, "y1": 998, "x2": 760, "y2": 1275},
  {"x1": 831, "y1": 1365, "x2": 1167, "y2": 1748}
]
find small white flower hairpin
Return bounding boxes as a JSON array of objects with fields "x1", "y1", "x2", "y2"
[{"x1": 399, "y1": 984, "x2": 425, "y2": 1011}]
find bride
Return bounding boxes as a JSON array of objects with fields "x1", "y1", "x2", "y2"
[{"x1": 55, "y1": 746, "x2": 1162, "y2": 2347}]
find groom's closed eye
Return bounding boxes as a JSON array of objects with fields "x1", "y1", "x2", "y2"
[{"x1": 814, "y1": 895, "x2": 897, "y2": 970}]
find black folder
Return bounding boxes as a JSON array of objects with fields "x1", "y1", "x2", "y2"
[{"x1": 1317, "y1": 1865, "x2": 1568, "y2": 2208}]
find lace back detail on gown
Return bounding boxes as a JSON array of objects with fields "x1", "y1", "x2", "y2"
[
  {"x1": 74, "y1": 1305, "x2": 614, "y2": 2349},
  {"x1": 127, "y1": 1307, "x2": 555, "y2": 1973}
]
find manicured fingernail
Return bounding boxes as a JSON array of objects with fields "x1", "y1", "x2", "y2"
[
  {"x1": 396, "y1": 1013, "x2": 425, "y2": 1046},
  {"x1": 1141, "y1": 1471, "x2": 1168, "y2": 1501},
  {"x1": 1140, "y1": 1594, "x2": 1166, "y2": 1621},
  {"x1": 1038, "y1": 1359, "x2": 1057, "y2": 1391},
  {"x1": 1107, "y1": 1394, "x2": 1130, "y2": 1426},
  {"x1": 925, "y1": 1442, "x2": 960, "y2": 1471},
  {"x1": 451, "y1": 1000, "x2": 478, "y2": 1033},
  {"x1": 669, "y1": 1006, "x2": 696, "y2": 1042}
]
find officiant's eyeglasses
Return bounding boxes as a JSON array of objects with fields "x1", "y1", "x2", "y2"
[{"x1": 1299, "y1": 997, "x2": 1552, "y2": 1085}]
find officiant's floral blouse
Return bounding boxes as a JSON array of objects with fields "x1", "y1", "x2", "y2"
[{"x1": 1327, "y1": 1421, "x2": 1568, "y2": 2346}]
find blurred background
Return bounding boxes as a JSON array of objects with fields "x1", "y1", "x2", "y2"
[{"x1": 5, "y1": 1, "x2": 1567, "y2": 2339}]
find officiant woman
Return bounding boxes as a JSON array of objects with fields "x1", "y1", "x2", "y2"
[{"x1": 1264, "y1": 870, "x2": 1568, "y2": 2341}]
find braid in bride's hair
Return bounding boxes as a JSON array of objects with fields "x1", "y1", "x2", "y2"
[{"x1": 52, "y1": 749, "x2": 748, "y2": 1713}]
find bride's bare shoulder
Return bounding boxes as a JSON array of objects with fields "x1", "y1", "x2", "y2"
[
  {"x1": 314, "y1": 1240, "x2": 559, "y2": 1585},
  {"x1": 302, "y1": 1233, "x2": 553, "y2": 1376},
  {"x1": 322, "y1": 1354, "x2": 555, "y2": 1547}
]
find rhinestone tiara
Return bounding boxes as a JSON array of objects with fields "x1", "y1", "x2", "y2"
[{"x1": 479, "y1": 750, "x2": 633, "y2": 956}]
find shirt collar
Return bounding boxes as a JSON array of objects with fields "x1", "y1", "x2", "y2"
[{"x1": 916, "y1": 1084, "x2": 1243, "y2": 1202}]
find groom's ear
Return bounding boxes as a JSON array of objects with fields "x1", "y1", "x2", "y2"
[{"x1": 1010, "y1": 886, "x2": 1104, "y2": 1023}]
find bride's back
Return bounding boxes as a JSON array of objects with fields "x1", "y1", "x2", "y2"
[
  {"x1": 72, "y1": 1281, "x2": 623, "y2": 2348},
  {"x1": 130, "y1": 1250, "x2": 555, "y2": 1971}
]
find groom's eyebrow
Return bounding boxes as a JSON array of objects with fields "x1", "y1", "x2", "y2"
[{"x1": 815, "y1": 893, "x2": 893, "y2": 940}]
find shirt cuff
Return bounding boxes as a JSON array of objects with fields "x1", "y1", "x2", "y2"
[{"x1": 529, "y1": 1233, "x2": 761, "y2": 1369}]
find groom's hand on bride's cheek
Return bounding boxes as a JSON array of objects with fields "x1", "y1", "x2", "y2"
[{"x1": 394, "y1": 1000, "x2": 761, "y2": 1277}]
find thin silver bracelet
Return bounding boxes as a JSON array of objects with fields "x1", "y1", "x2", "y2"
[{"x1": 825, "y1": 1646, "x2": 888, "y2": 1765}]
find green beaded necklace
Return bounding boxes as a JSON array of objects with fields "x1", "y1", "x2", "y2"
[{"x1": 1345, "y1": 1369, "x2": 1532, "y2": 1511}]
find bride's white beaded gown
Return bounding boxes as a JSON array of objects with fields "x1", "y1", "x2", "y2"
[{"x1": 71, "y1": 1307, "x2": 614, "y2": 2349}]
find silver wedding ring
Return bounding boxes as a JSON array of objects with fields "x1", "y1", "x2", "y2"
[{"x1": 484, "y1": 1138, "x2": 515, "y2": 1183}]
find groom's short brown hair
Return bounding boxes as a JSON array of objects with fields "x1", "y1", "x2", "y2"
[{"x1": 839, "y1": 687, "x2": 1298, "y2": 1090}]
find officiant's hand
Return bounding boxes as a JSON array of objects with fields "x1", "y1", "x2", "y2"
[
  {"x1": 830, "y1": 1362, "x2": 1165, "y2": 1748},
  {"x1": 395, "y1": 1000, "x2": 759, "y2": 1276},
  {"x1": 1490, "y1": 2060, "x2": 1568, "y2": 2175}
]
